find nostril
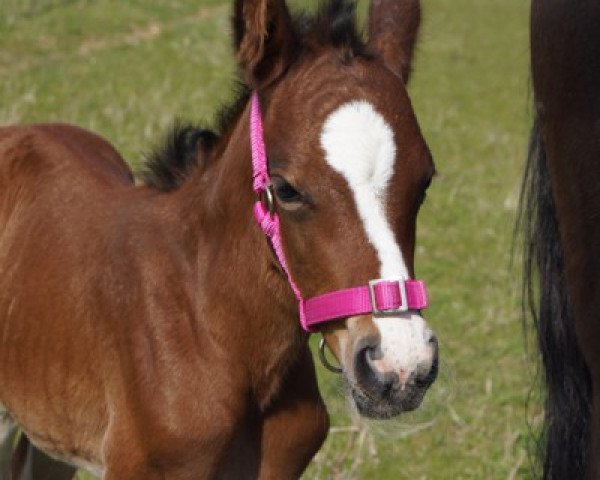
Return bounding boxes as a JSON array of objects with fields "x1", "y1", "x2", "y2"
[
  {"x1": 355, "y1": 346, "x2": 379, "y2": 385},
  {"x1": 354, "y1": 336, "x2": 379, "y2": 355},
  {"x1": 354, "y1": 346, "x2": 399, "y2": 397}
]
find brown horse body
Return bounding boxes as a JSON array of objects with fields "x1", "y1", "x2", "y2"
[
  {"x1": 525, "y1": 1, "x2": 600, "y2": 478},
  {"x1": 0, "y1": 122, "x2": 328, "y2": 479},
  {"x1": 0, "y1": 1, "x2": 437, "y2": 478}
]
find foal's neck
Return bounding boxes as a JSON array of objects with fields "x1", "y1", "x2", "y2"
[{"x1": 174, "y1": 106, "x2": 307, "y2": 409}]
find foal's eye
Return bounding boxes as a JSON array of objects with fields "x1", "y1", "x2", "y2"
[
  {"x1": 276, "y1": 182, "x2": 301, "y2": 202},
  {"x1": 272, "y1": 177, "x2": 305, "y2": 208}
]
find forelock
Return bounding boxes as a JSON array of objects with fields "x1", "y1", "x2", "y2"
[{"x1": 295, "y1": 0, "x2": 368, "y2": 58}]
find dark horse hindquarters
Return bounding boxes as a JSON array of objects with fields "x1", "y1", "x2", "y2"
[
  {"x1": 525, "y1": 1, "x2": 600, "y2": 478},
  {"x1": 522, "y1": 121, "x2": 592, "y2": 479}
]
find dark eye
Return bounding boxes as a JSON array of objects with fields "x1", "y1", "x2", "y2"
[
  {"x1": 272, "y1": 177, "x2": 304, "y2": 205},
  {"x1": 276, "y1": 182, "x2": 301, "y2": 202}
]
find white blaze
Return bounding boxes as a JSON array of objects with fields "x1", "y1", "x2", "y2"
[{"x1": 320, "y1": 101, "x2": 433, "y2": 375}]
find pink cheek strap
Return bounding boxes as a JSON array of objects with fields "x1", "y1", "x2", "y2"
[
  {"x1": 253, "y1": 200, "x2": 308, "y2": 329},
  {"x1": 250, "y1": 92, "x2": 428, "y2": 333}
]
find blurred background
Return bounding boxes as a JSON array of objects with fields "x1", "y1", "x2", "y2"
[{"x1": 0, "y1": 0, "x2": 537, "y2": 478}]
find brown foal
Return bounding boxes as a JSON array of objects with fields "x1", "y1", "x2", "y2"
[{"x1": 0, "y1": 0, "x2": 437, "y2": 478}]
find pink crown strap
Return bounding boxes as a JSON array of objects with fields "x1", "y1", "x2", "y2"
[
  {"x1": 251, "y1": 93, "x2": 269, "y2": 194},
  {"x1": 251, "y1": 93, "x2": 309, "y2": 329}
]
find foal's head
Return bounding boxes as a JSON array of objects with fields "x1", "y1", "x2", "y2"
[{"x1": 234, "y1": 0, "x2": 437, "y2": 418}]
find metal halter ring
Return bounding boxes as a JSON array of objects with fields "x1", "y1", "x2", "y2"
[
  {"x1": 264, "y1": 182, "x2": 275, "y2": 215},
  {"x1": 318, "y1": 338, "x2": 343, "y2": 374}
]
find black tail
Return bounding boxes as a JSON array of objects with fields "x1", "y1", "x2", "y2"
[{"x1": 520, "y1": 119, "x2": 592, "y2": 479}]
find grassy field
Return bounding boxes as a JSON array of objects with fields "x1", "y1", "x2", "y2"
[{"x1": 0, "y1": 0, "x2": 537, "y2": 478}]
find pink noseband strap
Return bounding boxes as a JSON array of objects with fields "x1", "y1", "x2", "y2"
[
  {"x1": 250, "y1": 92, "x2": 428, "y2": 332},
  {"x1": 303, "y1": 280, "x2": 428, "y2": 328}
]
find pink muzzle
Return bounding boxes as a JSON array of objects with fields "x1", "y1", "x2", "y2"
[{"x1": 250, "y1": 92, "x2": 429, "y2": 332}]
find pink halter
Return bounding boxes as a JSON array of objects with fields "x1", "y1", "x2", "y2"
[{"x1": 250, "y1": 92, "x2": 429, "y2": 332}]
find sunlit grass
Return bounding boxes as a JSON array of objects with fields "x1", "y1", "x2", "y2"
[{"x1": 1, "y1": 0, "x2": 538, "y2": 478}]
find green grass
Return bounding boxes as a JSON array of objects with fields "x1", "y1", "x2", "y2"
[{"x1": 0, "y1": 0, "x2": 539, "y2": 478}]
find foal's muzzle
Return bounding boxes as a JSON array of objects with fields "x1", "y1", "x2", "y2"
[{"x1": 350, "y1": 331, "x2": 438, "y2": 418}]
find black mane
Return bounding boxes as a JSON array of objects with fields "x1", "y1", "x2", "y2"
[
  {"x1": 142, "y1": 123, "x2": 219, "y2": 192},
  {"x1": 142, "y1": 83, "x2": 251, "y2": 193},
  {"x1": 142, "y1": 0, "x2": 364, "y2": 192}
]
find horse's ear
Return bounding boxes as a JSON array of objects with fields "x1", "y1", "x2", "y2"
[
  {"x1": 233, "y1": 0, "x2": 296, "y2": 88},
  {"x1": 367, "y1": 0, "x2": 421, "y2": 84}
]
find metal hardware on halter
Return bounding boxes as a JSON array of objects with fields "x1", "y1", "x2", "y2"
[
  {"x1": 368, "y1": 278, "x2": 409, "y2": 316},
  {"x1": 263, "y1": 182, "x2": 275, "y2": 215},
  {"x1": 319, "y1": 338, "x2": 343, "y2": 374}
]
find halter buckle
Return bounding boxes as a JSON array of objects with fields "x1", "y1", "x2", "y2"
[{"x1": 368, "y1": 278, "x2": 409, "y2": 316}]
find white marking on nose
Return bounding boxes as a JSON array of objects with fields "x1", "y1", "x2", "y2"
[
  {"x1": 320, "y1": 101, "x2": 433, "y2": 375},
  {"x1": 376, "y1": 313, "x2": 434, "y2": 374}
]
